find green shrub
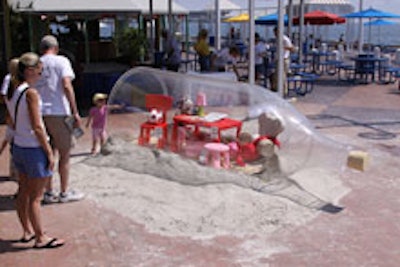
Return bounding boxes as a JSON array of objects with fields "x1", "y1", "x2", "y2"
[{"x1": 118, "y1": 28, "x2": 148, "y2": 63}]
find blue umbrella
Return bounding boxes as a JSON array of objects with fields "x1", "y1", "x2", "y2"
[
  {"x1": 363, "y1": 19, "x2": 397, "y2": 44},
  {"x1": 255, "y1": 13, "x2": 288, "y2": 25},
  {"x1": 344, "y1": 8, "x2": 400, "y2": 48},
  {"x1": 344, "y1": 8, "x2": 400, "y2": 19},
  {"x1": 363, "y1": 19, "x2": 397, "y2": 26}
]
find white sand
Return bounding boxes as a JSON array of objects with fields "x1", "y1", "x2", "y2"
[{"x1": 67, "y1": 138, "x2": 350, "y2": 239}]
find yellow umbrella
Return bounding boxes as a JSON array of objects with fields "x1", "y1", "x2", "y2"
[{"x1": 223, "y1": 13, "x2": 249, "y2": 23}]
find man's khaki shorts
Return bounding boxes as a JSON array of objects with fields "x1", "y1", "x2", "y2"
[{"x1": 43, "y1": 116, "x2": 73, "y2": 154}]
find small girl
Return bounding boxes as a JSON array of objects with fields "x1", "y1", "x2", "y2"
[{"x1": 85, "y1": 93, "x2": 121, "y2": 155}]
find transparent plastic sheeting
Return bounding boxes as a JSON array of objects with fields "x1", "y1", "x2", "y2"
[{"x1": 109, "y1": 67, "x2": 351, "y2": 175}]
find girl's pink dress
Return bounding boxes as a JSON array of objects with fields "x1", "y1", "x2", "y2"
[{"x1": 89, "y1": 106, "x2": 108, "y2": 140}]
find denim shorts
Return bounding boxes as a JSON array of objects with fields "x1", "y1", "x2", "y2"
[{"x1": 12, "y1": 144, "x2": 53, "y2": 178}]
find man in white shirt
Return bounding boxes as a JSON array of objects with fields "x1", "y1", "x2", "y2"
[
  {"x1": 271, "y1": 27, "x2": 294, "y2": 94},
  {"x1": 35, "y1": 35, "x2": 84, "y2": 203}
]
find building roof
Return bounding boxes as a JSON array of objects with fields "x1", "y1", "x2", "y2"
[
  {"x1": 293, "y1": 0, "x2": 352, "y2": 4},
  {"x1": 8, "y1": 0, "x2": 188, "y2": 14},
  {"x1": 175, "y1": 0, "x2": 242, "y2": 11}
]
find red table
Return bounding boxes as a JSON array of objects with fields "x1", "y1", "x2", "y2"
[{"x1": 171, "y1": 115, "x2": 242, "y2": 152}]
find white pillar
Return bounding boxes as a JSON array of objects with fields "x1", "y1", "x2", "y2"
[
  {"x1": 299, "y1": 0, "x2": 305, "y2": 63},
  {"x1": 149, "y1": 0, "x2": 154, "y2": 62},
  {"x1": 287, "y1": 0, "x2": 293, "y2": 42},
  {"x1": 215, "y1": 0, "x2": 221, "y2": 50},
  {"x1": 277, "y1": 0, "x2": 285, "y2": 97},
  {"x1": 358, "y1": 0, "x2": 364, "y2": 53},
  {"x1": 168, "y1": 0, "x2": 173, "y2": 32},
  {"x1": 248, "y1": 0, "x2": 255, "y2": 85}
]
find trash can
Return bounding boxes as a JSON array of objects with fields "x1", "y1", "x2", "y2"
[{"x1": 154, "y1": 52, "x2": 165, "y2": 68}]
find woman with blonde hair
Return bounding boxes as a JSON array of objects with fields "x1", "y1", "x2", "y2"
[
  {"x1": 1, "y1": 57, "x2": 20, "y2": 101},
  {"x1": 5, "y1": 52, "x2": 64, "y2": 249}
]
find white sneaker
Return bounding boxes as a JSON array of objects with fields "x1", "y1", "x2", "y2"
[
  {"x1": 59, "y1": 190, "x2": 85, "y2": 203},
  {"x1": 42, "y1": 191, "x2": 59, "y2": 204}
]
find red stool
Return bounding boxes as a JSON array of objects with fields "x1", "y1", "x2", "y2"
[{"x1": 138, "y1": 94, "x2": 173, "y2": 148}]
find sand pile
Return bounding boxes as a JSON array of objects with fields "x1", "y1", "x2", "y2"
[{"x1": 69, "y1": 138, "x2": 349, "y2": 238}]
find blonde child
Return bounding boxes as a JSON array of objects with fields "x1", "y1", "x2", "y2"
[{"x1": 85, "y1": 93, "x2": 121, "y2": 155}]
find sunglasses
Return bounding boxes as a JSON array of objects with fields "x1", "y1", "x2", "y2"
[{"x1": 27, "y1": 62, "x2": 43, "y2": 75}]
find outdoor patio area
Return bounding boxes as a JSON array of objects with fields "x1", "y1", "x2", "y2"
[
  {"x1": 2, "y1": 1, "x2": 400, "y2": 266},
  {"x1": 1, "y1": 69, "x2": 400, "y2": 266}
]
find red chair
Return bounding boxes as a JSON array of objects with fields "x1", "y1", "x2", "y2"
[{"x1": 138, "y1": 94, "x2": 173, "y2": 148}]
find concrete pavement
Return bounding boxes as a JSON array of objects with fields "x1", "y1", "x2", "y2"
[{"x1": 1, "y1": 76, "x2": 400, "y2": 266}]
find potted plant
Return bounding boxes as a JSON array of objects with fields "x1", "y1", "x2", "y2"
[{"x1": 118, "y1": 28, "x2": 148, "y2": 66}]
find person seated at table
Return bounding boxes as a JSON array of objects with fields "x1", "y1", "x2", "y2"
[
  {"x1": 161, "y1": 29, "x2": 181, "y2": 72},
  {"x1": 338, "y1": 33, "x2": 345, "y2": 46},
  {"x1": 211, "y1": 46, "x2": 241, "y2": 80},
  {"x1": 307, "y1": 34, "x2": 314, "y2": 51},
  {"x1": 255, "y1": 33, "x2": 268, "y2": 82}
]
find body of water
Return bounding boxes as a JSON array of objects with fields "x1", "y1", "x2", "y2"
[{"x1": 187, "y1": 22, "x2": 400, "y2": 48}]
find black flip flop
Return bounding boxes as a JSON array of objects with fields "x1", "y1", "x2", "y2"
[
  {"x1": 19, "y1": 235, "x2": 35, "y2": 243},
  {"x1": 34, "y1": 238, "x2": 65, "y2": 249}
]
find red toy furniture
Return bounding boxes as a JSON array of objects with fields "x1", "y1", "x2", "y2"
[
  {"x1": 138, "y1": 94, "x2": 173, "y2": 148},
  {"x1": 171, "y1": 114, "x2": 242, "y2": 152}
]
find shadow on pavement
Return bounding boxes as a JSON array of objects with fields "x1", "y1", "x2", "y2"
[
  {"x1": 0, "y1": 239, "x2": 33, "y2": 253},
  {"x1": 0, "y1": 194, "x2": 15, "y2": 212},
  {"x1": 309, "y1": 114, "x2": 399, "y2": 140},
  {"x1": 0, "y1": 176, "x2": 17, "y2": 212}
]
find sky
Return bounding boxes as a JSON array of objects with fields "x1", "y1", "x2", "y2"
[
  {"x1": 226, "y1": 1, "x2": 398, "y2": 12},
  {"x1": 349, "y1": 0, "x2": 397, "y2": 12}
]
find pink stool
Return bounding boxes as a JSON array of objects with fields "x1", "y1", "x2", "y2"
[
  {"x1": 176, "y1": 126, "x2": 187, "y2": 152},
  {"x1": 204, "y1": 142, "x2": 230, "y2": 169},
  {"x1": 184, "y1": 140, "x2": 207, "y2": 158}
]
